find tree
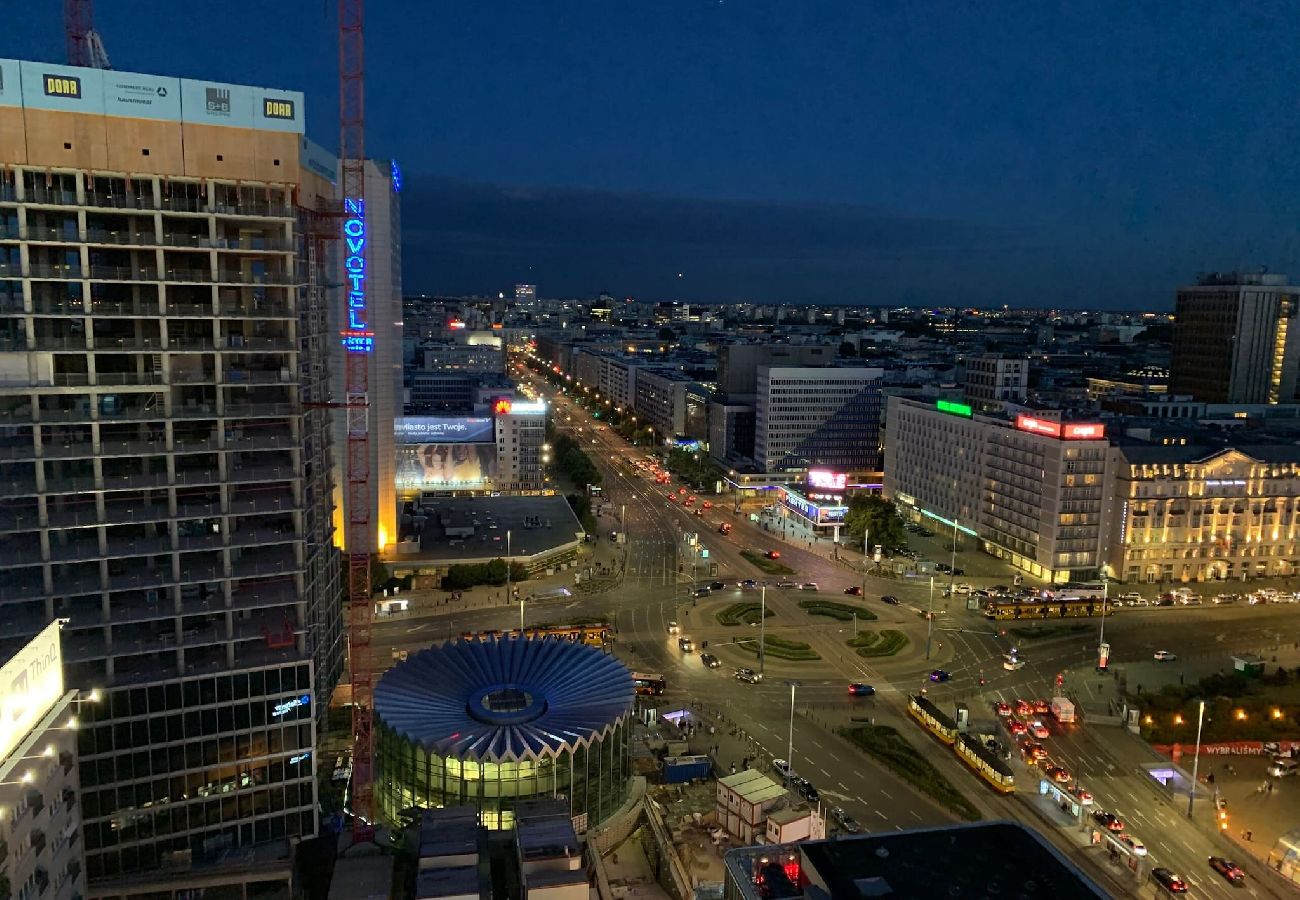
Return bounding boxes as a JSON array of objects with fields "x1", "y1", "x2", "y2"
[{"x1": 843, "y1": 495, "x2": 908, "y2": 551}]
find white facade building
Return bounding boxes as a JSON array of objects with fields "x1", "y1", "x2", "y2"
[{"x1": 754, "y1": 366, "x2": 883, "y2": 474}]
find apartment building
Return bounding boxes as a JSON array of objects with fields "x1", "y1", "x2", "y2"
[
  {"x1": 754, "y1": 366, "x2": 882, "y2": 474},
  {"x1": 632, "y1": 367, "x2": 688, "y2": 439},
  {"x1": 963, "y1": 354, "x2": 1028, "y2": 412},
  {"x1": 0, "y1": 59, "x2": 342, "y2": 885}
]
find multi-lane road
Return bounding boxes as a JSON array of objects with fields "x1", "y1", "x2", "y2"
[{"x1": 375, "y1": 360, "x2": 1300, "y2": 897}]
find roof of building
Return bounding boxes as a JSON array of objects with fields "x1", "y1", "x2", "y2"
[
  {"x1": 718, "y1": 769, "x2": 787, "y2": 805},
  {"x1": 374, "y1": 637, "x2": 634, "y2": 762},
  {"x1": 723, "y1": 821, "x2": 1107, "y2": 899},
  {"x1": 414, "y1": 865, "x2": 480, "y2": 900}
]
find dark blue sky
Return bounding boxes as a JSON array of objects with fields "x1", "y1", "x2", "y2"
[{"x1": 8, "y1": 2, "x2": 1300, "y2": 307}]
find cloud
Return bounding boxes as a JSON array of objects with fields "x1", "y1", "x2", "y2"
[{"x1": 397, "y1": 176, "x2": 1038, "y2": 304}]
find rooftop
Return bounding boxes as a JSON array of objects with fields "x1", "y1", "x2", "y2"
[{"x1": 718, "y1": 769, "x2": 787, "y2": 806}]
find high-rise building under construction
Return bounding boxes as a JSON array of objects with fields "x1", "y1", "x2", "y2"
[{"x1": 0, "y1": 57, "x2": 344, "y2": 888}]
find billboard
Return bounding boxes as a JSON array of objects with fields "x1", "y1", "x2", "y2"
[
  {"x1": 394, "y1": 416, "x2": 494, "y2": 444},
  {"x1": 807, "y1": 470, "x2": 847, "y2": 491},
  {"x1": 0, "y1": 621, "x2": 64, "y2": 763},
  {"x1": 396, "y1": 444, "x2": 497, "y2": 490}
]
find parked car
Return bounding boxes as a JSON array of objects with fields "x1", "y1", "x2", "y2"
[
  {"x1": 772, "y1": 758, "x2": 793, "y2": 779},
  {"x1": 1092, "y1": 810, "x2": 1124, "y2": 833}
]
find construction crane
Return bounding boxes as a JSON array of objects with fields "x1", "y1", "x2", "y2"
[
  {"x1": 64, "y1": 0, "x2": 112, "y2": 68},
  {"x1": 338, "y1": 0, "x2": 375, "y2": 845}
]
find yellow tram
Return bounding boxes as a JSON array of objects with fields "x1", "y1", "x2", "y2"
[
  {"x1": 954, "y1": 733, "x2": 1016, "y2": 794},
  {"x1": 907, "y1": 693, "x2": 957, "y2": 745}
]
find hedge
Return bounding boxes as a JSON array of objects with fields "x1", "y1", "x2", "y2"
[
  {"x1": 799, "y1": 600, "x2": 877, "y2": 622},
  {"x1": 716, "y1": 602, "x2": 775, "y2": 627},
  {"x1": 838, "y1": 725, "x2": 981, "y2": 821},
  {"x1": 846, "y1": 630, "x2": 909, "y2": 658}
]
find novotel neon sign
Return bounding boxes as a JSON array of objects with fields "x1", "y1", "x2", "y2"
[
  {"x1": 340, "y1": 198, "x2": 373, "y2": 354},
  {"x1": 1014, "y1": 415, "x2": 1106, "y2": 440}
]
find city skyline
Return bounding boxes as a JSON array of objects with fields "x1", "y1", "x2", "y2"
[{"x1": 6, "y1": 3, "x2": 1300, "y2": 308}]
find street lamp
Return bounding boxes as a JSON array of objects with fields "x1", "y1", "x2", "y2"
[
  {"x1": 1187, "y1": 699, "x2": 1206, "y2": 818},
  {"x1": 786, "y1": 680, "x2": 800, "y2": 770},
  {"x1": 1097, "y1": 578, "x2": 1110, "y2": 671},
  {"x1": 926, "y1": 575, "x2": 935, "y2": 660},
  {"x1": 759, "y1": 585, "x2": 767, "y2": 676}
]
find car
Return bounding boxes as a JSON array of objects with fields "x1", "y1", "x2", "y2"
[
  {"x1": 800, "y1": 583, "x2": 819, "y2": 591},
  {"x1": 799, "y1": 781, "x2": 820, "y2": 803},
  {"x1": 918, "y1": 528, "x2": 935, "y2": 538},
  {"x1": 694, "y1": 508, "x2": 704, "y2": 517},
  {"x1": 765, "y1": 550, "x2": 782, "y2": 559},
  {"x1": 935, "y1": 563, "x2": 952, "y2": 574},
  {"x1": 772, "y1": 758, "x2": 793, "y2": 779},
  {"x1": 994, "y1": 702, "x2": 1011, "y2": 717},
  {"x1": 694, "y1": 586, "x2": 711, "y2": 597},
  {"x1": 1006, "y1": 720, "x2": 1028, "y2": 736},
  {"x1": 740, "y1": 579, "x2": 758, "y2": 590},
  {"x1": 699, "y1": 652, "x2": 721, "y2": 669},
  {"x1": 833, "y1": 812, "x2": 861, "y2": 834},
  {"x1": 1151, "y1": 868, "x2": 1188, "y2": 894},
  {"x1": 736, "y1": 667, "x2": 762, "y2": 683},
  {"x1": 666, "y1": 621, "x2": 680, "y2": 634},
  {"x1": 1003, "y1": 656, "x2": 1026, "y2": 671},
  {"x1": 928, "y1": 669, "x2": 951, "y2": 682},
  {"x1": 1068, "y1": 785, "x2": 1093, "y2": 806},
  {"x1": 1047, "y1": 765, "x2": 1071, "y2": 784},
  {"x1": 677, "y1": 636, "x2": 694, "y2": 653},
  {"x1": 687, "y1": 495, "x2": 697, "y2": 504},
  {"x1": 1118, "y1": 592, "x2": 1142, "y2": 602},
  {"x1": 718, "y1": 523, "x2": 731, "y2": 534},
  {"x1": 1208, "y1": 856, "x2": 1245, "y2": 885},
  {"x1": 848, "y1": 683, "x2": 875, "y2": 696},
  {"x1": 844, "y1": 586, "x2": 863, "y2": 596},
  {"x1": 702, "y1": 501, "x2": 713, "y2": 509},
  {"x1": 1213, "y1": 593, "x2": 1239, "y2": 604},
  {"x1": 710, "y1": 581, "x2": 725, "y2": 590},
  {"x1": 1092, "y1": 810, "x2": 1124, "y2": 832},
  {"x1": 1032, "y1": 699, "x2": 1050, "y2": 715},
  {"x1": 1014, "y1": 699, "x2": 1033, "y2": 716},
  {"x1": 1030, "y1": 721, "x2": 1051, "y2": 739},
  {"x1": 1023, "y1": 742, "x2": 1048, "y2": 762},
  {"x1": 954, "y1": 583, "x2": 974, "y2": 595},
  {"x1": 1153, "y1": 650, "x2": 1177, "y2": 662},
  {"x1": 880, "y1": 595, "x2": 901, "y2": 605},
  {"x1": 1120, "y1": 835, "x2": 1147, "y2": 857},
  {"x1": 776, "y1": 580, "x2": 797, "y2": 589}
]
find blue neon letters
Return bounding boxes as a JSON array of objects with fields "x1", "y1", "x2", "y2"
[{"x1": 341, "y1": 197, "x2": 374, "y2": 353}]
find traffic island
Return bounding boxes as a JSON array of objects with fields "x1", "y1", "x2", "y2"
[
  {"x1": 735, "y1": 635, "x2": 821, "y2": 661},
  {"x1": 715, "y1": 602, "x2": 775, "y2": 627},
  {"x1": 799, "y1": 599, "x2": 877, "y2": 622},
  {"x1": 739, "y1": 550, "x2": 796, "y2": 576},
  {"x1": 838, "y1": 724, "x2": 981, "y2": 821},
  {"x1": 846, "y1": 630, "x2": 909, "y2": 658}
]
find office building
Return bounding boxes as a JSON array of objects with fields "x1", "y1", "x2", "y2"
[
  {"x1": 632, "y1": 367, "x2": 688, "y2": 439},
  {"x1": 715, "y1": 344, "x2": 834, "y2": 398},
  {"x1": 0, "y1": 623, "x2": 85, "y2": 900},
  {"x1": 493, "y1": 399, "x2": 547, "y2": 492},
  {"x1": 885, "y1": 398, "x2": 1112, "y2": 583},
  {"x1": 1170, "y1": 272, "x2": 1300, "y2": 404},
  {"x1": 331, "y1": 158, "x2": 401, "y2": 554},
  {"x1": 963, "y1": 354, "x2": 1028, "y2": 411},
  {"x1": 754, "y1": 366, "x2": 883, "y2": 474},
  {"x1": 0, "y1": 59, "x2": 342, "y2": 883}
]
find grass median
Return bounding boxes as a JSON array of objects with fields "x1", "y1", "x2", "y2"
[
  {"x1": 846, "y1": 629, "x2": 909, "y2": 658},
  {"x1": 799, "y1": 599, "x2": 877, "y2": 622},
  {"x1": 716, "y1": 602, "x2": 776, "y2": 627},
  {"x1": 740, "y1": 550, "x2": 796, "y2": 576},
  {"x1": 838, "y1": 724, "x2": 981, "y2": 821},
  {"x1": 735, "y1": 634, "x2": 820, "y2": 661}
]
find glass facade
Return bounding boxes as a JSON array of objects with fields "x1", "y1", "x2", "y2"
[{"x1": 375, "y1": 718, "x2": 629, "y2": 830}]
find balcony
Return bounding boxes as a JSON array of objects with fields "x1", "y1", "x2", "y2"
[
  {"x1": 224, "y1": 402, "x2": 296, "y2": 419},
  {"x1": 90, "y1": 298, "x2": 159, "y2": 317},
  {"x1": 168, "y1": 336, "x2": 216, "y2": 351},
  {"x1": 211, "y1": 201, "x2": 295, "y2": 219},
  {"x1": 85, "y1": 227, "x2": 157, "y2": 247},
  {"x1": 159, "y1": 232, "x2": 211, "y2": 248},
  {"x1": 42, "y1": 473, "x2": 98, "y2": 495},
  {"x1": 160, "y1": 195, "x2": 205, "y2": 213},
  {"x1": 228, "y1": 464, "x2": 297, "y2": 485},
  {"x1": 27, "y1": 263, "x2": 84, "y2": 280},
  {"x1": 217, "y1": 235, "x2": 294, "y2": 252},
  {"x1": 162, "y1": 267, "x2": 214, "y2": 284},
  {"x1": 171, "y1": 402, "x2": 219, "y2": 419},
  {"x1": 98, "y1": 502, "x2": 171, "y2": 528},
  {"x1": 85, "y1": 191, "x2": 156, "y2": 211},
  {"x1": 229, "y1": 489, "x2": 297, "y2": 515},
  {"x1": 47, "y1": 538, "x2": 103, "y2": 564},
  {"x1": 215, "y1": 270, "x2": 297, "y2": 286},
  {"x1": 87, "y1": 264, "x2": 159, "y2": 282},
  {"x1": 220, "y1": 336, "x2": 294, "y2": 352},
  {"x1": 24, "y1": 187, "x2": 79, "y2": 206},
  {"x1": 172, "y1": 467, "x2": 220, "y2": 486},
  {"x1": 221, "y1": 368, "x2": 290, "y2": 386}
]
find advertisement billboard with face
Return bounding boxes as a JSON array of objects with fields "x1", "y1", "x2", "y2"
[
  {"x1": 396, "y1": 444, "x2": 497, "y2": 490},
  {"x1": 394, "y1": 417, "x2": 494, "y2": 444}
]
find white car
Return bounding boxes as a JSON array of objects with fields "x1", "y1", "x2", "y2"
[
  {"x1": 1118, "y1": 592, "x2": 1143, "y2": 603},
  {"x1": 667, "y1": 621, "x2": 679, "y2": 634},
  {"x1": 954, "y1": 583, "x2": 974, "y2": 595},
  {"x1": 1153, "y1": 650, "x2": 1177, "y2": 662},
  {"x1": 772, "y1": 758, "x2": 794, "y2": 779},
  {"x1": 1120, "y1": 835, "x2": 1147, "y2": 857}
]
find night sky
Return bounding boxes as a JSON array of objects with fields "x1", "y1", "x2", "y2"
[{"x1": 7, "y1": 2, "x2": 1300, "y2": 308}]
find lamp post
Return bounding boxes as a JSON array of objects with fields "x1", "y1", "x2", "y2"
[
  {"x1": 759, "y1": 585, "x2": 767, "y2": 676},
  {"x1": 1187, "y1": 699, "x2": 1206, "y2": 818},
  {"x1": 926, "y1": 575, "x2": 935, "y2": 660},
  {"x1": 1097, "y1": 578, "x2": 1110, "y2": 671},
  {"x1": 786, "y1": 680, "x2": 800, "y2": 769},
  {"x1": 948, "y1": 517, "x2": 958, "y2": 602},
  {"x1": 507, "y1": 530, "x2": 517, "y2": 628}
]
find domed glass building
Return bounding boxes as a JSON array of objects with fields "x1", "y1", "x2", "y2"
[{"x1": 374, "y1": 636, "x2": 634, "y2": 829}]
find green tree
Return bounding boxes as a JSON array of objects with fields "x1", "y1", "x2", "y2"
[{"x1": 843, "y1": 495, "x2": 908, "y2": 551}]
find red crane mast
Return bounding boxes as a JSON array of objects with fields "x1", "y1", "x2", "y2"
[{"x1": 338, "y1": 0, "x2": 374, "y2": 843}]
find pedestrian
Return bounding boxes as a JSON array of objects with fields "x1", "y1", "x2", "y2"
[
  {"x1": 730, "y1": 762, "x2": 736, "y2": 775},
  {"x1": 1247, "y1": 831, "x2": 1253, "y2": 842},
  {"x1": 1268, "y1": 781, "x2": 1274, "y2": 794}
]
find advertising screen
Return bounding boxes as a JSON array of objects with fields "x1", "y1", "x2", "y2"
[
  {"x1": 396, "y1": 444, "x2": 497, "y2": 489},
  {"x1": 394, "y1": 416, "x2": 494, "y2": 444},
  {"x1": 0, "y1": 621, "x2": 64, "y2": 763}
]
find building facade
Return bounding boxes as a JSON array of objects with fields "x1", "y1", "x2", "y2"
[
  {"x1": 0, "y1": 623, "x2": 85, "y2": 900},
  {"x1": 1170, "y1": 272, "x2": 1300, "y2": 404},
  {"x1": 494, "y1": 401, "x2": 547, "y2": 492},
  {"x1": 754, "y1": 366, "x2": 883, "y2": 474},
  {"x1": 632, "y1": 368, "x2": 688, "y2": 439},
  {"x1": 963, "y1": 354, "x2": 1028, "y2": 412},
  {"x1": 0, "y1": 59, "x2": 341, "y2": 882}
]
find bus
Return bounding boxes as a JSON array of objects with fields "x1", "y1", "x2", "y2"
[
  {"x1": 1051, "y1": 582, "x2": 1106, "y2": 600},
  {"x1": 983, "y1": 597, "x2": 1114, "y2": 620},
  {"x1": 632, "y1": 672, "x2": 666, "y2": 696}
]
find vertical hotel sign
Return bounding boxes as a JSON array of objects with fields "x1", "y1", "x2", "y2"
[
  {"x1": 0, "y1": 621, "x2": 64, "y2": 763},
  {"x1": 341, "y1": 198, "x2": 373, "y2": 353}
]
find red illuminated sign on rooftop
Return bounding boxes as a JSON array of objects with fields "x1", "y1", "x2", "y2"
[{"x1": 1014, "y1": 415, "x2": 1106, "y2": 440}]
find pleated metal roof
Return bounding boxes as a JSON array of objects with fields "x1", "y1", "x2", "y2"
[{"x1": 374, "y1": 637, "x2": 635, "y2": 762}]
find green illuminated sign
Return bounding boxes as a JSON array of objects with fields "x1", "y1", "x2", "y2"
[{"x1": 936, "y1": 399, "x2": 973, "y2": 418}]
